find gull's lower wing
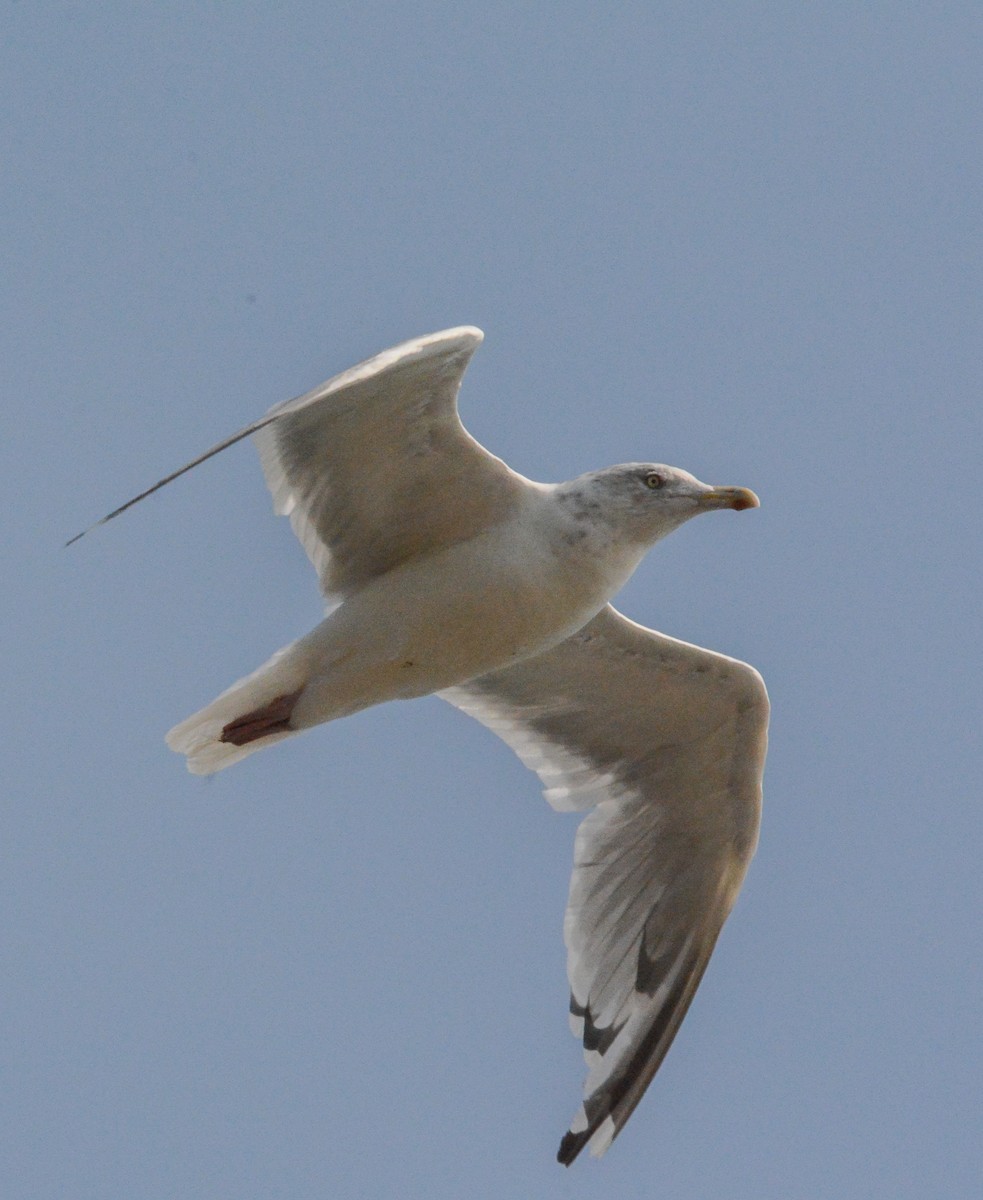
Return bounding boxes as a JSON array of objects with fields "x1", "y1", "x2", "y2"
[
  {"x1": 440, "y1": 605, "x2": 769, "y2": 1164},
  {"x1": 69, "y1": 328, "x2": 525, "y2": 598}
]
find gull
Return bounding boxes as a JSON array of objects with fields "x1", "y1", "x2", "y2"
[{"x1": 71, "y1": 327, "x2": 769, "y2": 1164}]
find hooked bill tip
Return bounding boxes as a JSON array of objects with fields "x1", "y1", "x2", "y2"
[
  {"x1": 702, "y1": 486, "x2": 760, "y2": 511},
  {"x1": 731, "y1": 488, "x2": 759, "y2": 511}
]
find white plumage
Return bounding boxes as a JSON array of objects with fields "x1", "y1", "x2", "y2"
[{"x1": 77, "y1": 327, "x2": 768, "y2": 1164}]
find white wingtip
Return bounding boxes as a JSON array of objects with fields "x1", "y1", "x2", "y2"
[
  {"x1": 588, "y1": 1116, "x2": 616, "y2": 1158},
  {"x1": 386, "y1": 325, "x2": 484, "y2": 364}
]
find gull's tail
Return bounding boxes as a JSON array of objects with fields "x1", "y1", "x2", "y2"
[{"x1": 166, "y1": 644, "x2": 309, "y2": 774}]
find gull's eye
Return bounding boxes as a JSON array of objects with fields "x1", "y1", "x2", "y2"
[{"x1": 644, "y1": 471, "x2": 665, "y2": 490}]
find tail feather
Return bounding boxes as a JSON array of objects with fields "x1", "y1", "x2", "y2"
[{"x1": 166, "y1": 645, "x2": 309, "y2": 775}]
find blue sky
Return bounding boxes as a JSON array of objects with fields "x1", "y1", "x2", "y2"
[{"x1": 4, "y1": 4, "x2": 981, "y2": 1197}]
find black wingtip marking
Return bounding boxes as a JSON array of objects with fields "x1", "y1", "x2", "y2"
[
  {"x1": 557, "y1": 1128, "x2": 590, "y2": 1166},
  {"x1": 559, "y1": 944, "x2": 712, "y2": 1166},
  {"x1": 571, "y1": 993, "x2": 622, "y2": 1056},
  {"x1": 584, "y1": 1011, "x2": 622, "y2": 1055}
]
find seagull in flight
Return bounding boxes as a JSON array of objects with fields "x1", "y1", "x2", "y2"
[{"x1": 72, "y1": 327, "x2": 769, "y2": 1163}]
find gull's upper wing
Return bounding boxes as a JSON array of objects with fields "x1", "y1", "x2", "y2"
[
  {"x1": 254, "y1": 326, "x2": 524, "y2": 598},
  {"x1": 440, "y1": 605, "x2": 769, "y2": 1164},
  {"x1": 69, "y1": 328, "x2": 524, "y2": 598}
]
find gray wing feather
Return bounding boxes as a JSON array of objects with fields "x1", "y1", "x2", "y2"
[
  {"x1": 253, "y1": 326, "x2": 523, "y2": 598},
  {"x1": 68, "y1": 328, "x2": 522, "y2": 588},
  {"x1": 441, "y1": 605, "x2": 768, "y2": 1163}
]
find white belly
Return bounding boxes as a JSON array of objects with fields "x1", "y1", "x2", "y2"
[{"x1": 290, "y1": 518, "x2": 641, "y2": 729}]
